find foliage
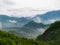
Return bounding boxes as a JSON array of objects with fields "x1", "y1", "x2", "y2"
[
  {"x1": 37, "y1": 21, "x2": 60, "y2": 45},
  {"x1": 0, "y1": 30, "x2": 48, "y2": 45}
]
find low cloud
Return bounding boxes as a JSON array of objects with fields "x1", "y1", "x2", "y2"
[
  {"x1": 33, "y1": 17, "x2": 42, "y2": 23},
  {"x1": 9, "y1": 20, "x2": 17, "y2": 23},
  {"x1": 0, "y1": 8, "x2": 47, "y2": 17},
  {"x1": 43, "y1": 19, "x2": 60, "y2": 24}
]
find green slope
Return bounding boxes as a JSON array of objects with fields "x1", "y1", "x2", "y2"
[
  {"x1": 37, "y1": 21, "x2": 60, "y2": 45},
  {"x1": 0, "y1": 30, "x2": 49, "y2": 45}
]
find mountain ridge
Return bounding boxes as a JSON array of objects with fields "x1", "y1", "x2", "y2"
[{"x1": 37, "y1": 21, "x2": 60, "y2": 41}]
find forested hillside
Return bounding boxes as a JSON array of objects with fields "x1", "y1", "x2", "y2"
[
  {"x1": 0, "y1": 30, "x2": 48, "y2": 45},
  {"x1": 37, "y1": 21, "x2": 60, "y2": 45}
]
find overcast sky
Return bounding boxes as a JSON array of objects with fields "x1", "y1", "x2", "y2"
[{"x1": 0, "y1": 0, "x2": 60, "y2": 17}]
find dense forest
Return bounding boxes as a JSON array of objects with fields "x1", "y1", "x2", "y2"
[
  {"x1": 0, "y1": 30, "x2": 48, "y2": 45},
  {"x1": 37, "y1": 21, "x2": 60, "y2": 45}
]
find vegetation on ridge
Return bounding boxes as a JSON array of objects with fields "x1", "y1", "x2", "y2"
[
  {"x1": 37, "y1": 21, "x2": 60, "y2": 45},
  {"x1": 0, "y1": 30, "x2": 48, "y2": 45}
]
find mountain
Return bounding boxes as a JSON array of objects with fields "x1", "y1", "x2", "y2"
[
  {"x1": 23, "y1": 21, "x2": 49, "y2": 34},
  {"x1": 9, "y1": 27, "x2": 38, "y2": 39},
  {"x1": 37, "y1": 21, "x2": 60, "y2": 41},
  {"x1": 0, "y1": 10, "x2": 60, "y2": 28},
  {"x1": 0, "y1": 10, "x2": 60, "y2": 39},
  {"x1": 9, "y1": 21, "x2": 49, "y2": 39},
  {"x1": 0, "y1": 15, "x2": 49, "y2": 39},
  {"x1": 0, "y1": 30, "x2": 48, "y2": 45},
  {"x1": 34, "y1": 10, "x2": 60, "y2": 24},
  {"x1": 0, "y1": 15, "x2": 32, "y2": 29},
  {"x1": 24, "y1": 21, "x2": 47, "y2": 29}
]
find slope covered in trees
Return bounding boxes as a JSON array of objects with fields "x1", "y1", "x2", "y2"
[
  {"x1": 37, "y1": 21, "x2": 60, "y2": 45},
  {"x1": 0, "y1": 30, "x2": 48, "y2": 45}
]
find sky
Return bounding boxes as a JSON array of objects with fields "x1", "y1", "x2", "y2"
[{"x1": 0, "y1": 0, "x2": 60, "y2": 17}]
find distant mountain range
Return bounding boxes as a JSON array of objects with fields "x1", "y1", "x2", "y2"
[
  {"x1": 0, "y1": 10, "x2": 60, "y2": 39},
  {"x1": 24, "y1": 21, "x2": 46, "y2": 29},
  {"x1": 9, "y1": 21, "x2": 48, "y2": 39},
  {"x1": 0, "y1": 15, "x2": 32, "y2": 28},
  {"x1": 0, "y1": 10, "x2": 60, "y2": 28},
  {"x1": 34, "y1": 10, "x2": 60, "y2": 24}
]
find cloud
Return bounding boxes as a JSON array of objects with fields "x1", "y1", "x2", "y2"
[
  {"x1": 37, "y1": 28, "x2": 45, "y2": 34},
  {"x1": 0, "y1": 0, "x2": 60, "y2": 17},
  {"x1": 3, "y1": 0, "x2": 15, "y2": 5},
  {"x1": 0, "y1": 8, "x2": 47, "y2": 17},
  {"x1": 49, "y1": 20, "x2": 57, "y2": 23},
  {"x1": 9, "y1": 20, "x2": 17, "y2": 23},
  {"x1": 0, "y1": 0, "x2": 15, "y2": 9},
  {"x1": 33, "y1": 17, "x2": 42, "y2": 23},
  {"x1": 43, "y1": 19, "x2": 60, "y2": 24},
  {"x1": 49, "y1": 19, "x2": 60, "y2": 23}
]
